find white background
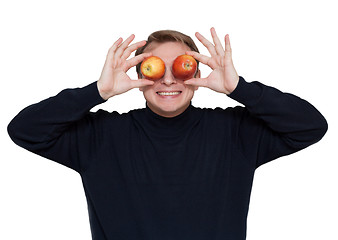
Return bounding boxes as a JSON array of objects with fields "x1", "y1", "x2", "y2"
[{"x1": 1, "y1": 0, "x2": 337, "y2": 239}]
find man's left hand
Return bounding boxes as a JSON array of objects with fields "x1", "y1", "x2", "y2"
[{"x1": 184, "y1": 27, "x2": 239, "y2": 95}]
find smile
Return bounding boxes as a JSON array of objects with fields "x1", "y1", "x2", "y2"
[{"x1": 156, "y1": 91, "x2": 182, "y2": 96}]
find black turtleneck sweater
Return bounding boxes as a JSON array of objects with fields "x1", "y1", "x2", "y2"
[{"x1": 7, "y1": 77, "x2": 327, "y2": 240}]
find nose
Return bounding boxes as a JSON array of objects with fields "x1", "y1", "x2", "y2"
[{"x1": 161, "y1": 66, "x2": 176, "y2": 86}]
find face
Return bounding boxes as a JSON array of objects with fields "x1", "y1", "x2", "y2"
[{"x1": 139, "y1": 42, "x2": 200, "y2": 118}]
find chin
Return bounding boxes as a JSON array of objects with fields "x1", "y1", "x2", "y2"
[
  {"x1": 147, "y1": 97, "x2": 191, "y2": 117},
  {"x1": 150, "y1": 103, "x2": 183, "y2": 117},
  {"x1": 161, "y1": 105, "x2": 183, "y2": 115}
]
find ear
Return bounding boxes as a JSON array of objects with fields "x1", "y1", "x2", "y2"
[
  {"x1": 138, "y1": 73, "x2": 144, "y2": 92},
  {"x1": 193, "y1": 70, "x2": 201, "y2": 91},
  {"x1": 195, "y1": 69, "x2": 201, "y2": 78}
]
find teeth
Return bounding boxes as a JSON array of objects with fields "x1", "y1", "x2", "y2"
[{"x1": 157, "y1": 91, "x2": 181, "y2": 96}]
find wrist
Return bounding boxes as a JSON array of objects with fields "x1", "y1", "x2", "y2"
[
  {"x1": 224, "y1": 75, "x2": 240, "y2": 95},
  {"x1": 96, "y1": 81, "x2": 112, "y2": 100},
  {"x1": 227, "y1": 76, "x2": 263, "y2": 107}
]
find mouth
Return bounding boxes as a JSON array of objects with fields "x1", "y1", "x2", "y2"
[{"x1": 156, "y1": 91, "x2": 182, "y2": 96}]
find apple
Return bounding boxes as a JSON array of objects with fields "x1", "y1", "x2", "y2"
[
  {"x1": 141, "y1": 56, "x2": 166, "y2": 80},
  {"x1": 172, "y1": 55, "x2": 197, "y2": 80}
]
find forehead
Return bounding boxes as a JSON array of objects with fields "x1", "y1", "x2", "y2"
[{"x1": 143, "y1": 41, "x2": 191, "y2": 62}]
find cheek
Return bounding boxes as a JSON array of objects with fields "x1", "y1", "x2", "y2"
[
  {"x1": 186, "y1": 85, "x2": 198, "y2": 93},
  {"x1": 142, "y1": 87, "x2": 157, "y2": 100},
  {"x1": 182, "y1": 88, "x2": 195, "y2": 100}
]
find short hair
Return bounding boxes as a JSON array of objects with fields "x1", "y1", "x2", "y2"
[{"x1": 135, "y1": 30, "x2": 199, "y2": 77}]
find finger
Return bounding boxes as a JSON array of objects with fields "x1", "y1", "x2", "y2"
[
  {"x1": 115, "y1": 34, "x2": 135, "y2": 58},
  {"x1": 224, "y1": 34, "x2": 232, "y2": 59},
  {"x1": 106, "y1": 37, "x2": 123, "y2": 61},
  {"x1": 210, "y1": 27, "x2": 225, "y2": 56},
  {"x1": 121, "y1": 40, "x2": 147, "y2": 60},
  {"x1": 184, "y1": 77, "x2": 208, "y2": 88},
  {"x1": 124, "y1": 52, "x2": 152, "y2": 72},
  {"x1": 195, "y1": 32, "x2": 217, "y2": 57},
  {"x1": 130, "y1": 79, "x2": 154, "y2": 89},
  {"x1": 186, "y1": 51, "x2": 217, "y2": 69}
]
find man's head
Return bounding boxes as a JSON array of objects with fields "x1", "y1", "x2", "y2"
[{"x1": 136, "y1": 30, "x2": 201, "y2": 118}]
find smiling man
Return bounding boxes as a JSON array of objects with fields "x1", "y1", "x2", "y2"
[
  {"x1": 138, "y1": 41, "x2": 199, "y2": 117},
  {"x1": 8, "y1": 28, "x2": 327, "y2": 240}
]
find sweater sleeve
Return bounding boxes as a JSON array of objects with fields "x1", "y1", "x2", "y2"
[
  {"x1": 228, "y1": 76, "x2": 328, "y2": 168},
  {"x1": 7, "y1": 81, "x2": 108, "y2": 173}
]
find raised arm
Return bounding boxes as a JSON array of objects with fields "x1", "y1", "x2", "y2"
[
  {"x1": 7, "y1": 34, "x2": 151, "y2": 172},
  {"x1": 7, "y1": 82, "x2": 107, "y2": 172},
  {"x1": 229, "y1": 77, "x2": 328, "y2": 168},
  {"x1": 185, "y1": 27, "x2": 327, "y2": 167}
]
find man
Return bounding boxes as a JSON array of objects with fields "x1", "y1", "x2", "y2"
[{"x1": 8, "y1": 28, "x2": 327, "y2": 240}]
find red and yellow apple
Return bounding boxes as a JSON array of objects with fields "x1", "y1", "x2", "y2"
[
  {"x1": 172, "y1": 55, "x2": 197, "y2": 80},
  {"x1": 140, "y1": 56, "x2": 165, "y2": 80}
]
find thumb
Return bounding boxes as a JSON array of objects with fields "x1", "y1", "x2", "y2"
[
  {"x1": 130, "y1": 79, "x2": 154, "y2": 89},
  {"x1": 184, "y1": 78, "x2": 208, "y2": 88}
]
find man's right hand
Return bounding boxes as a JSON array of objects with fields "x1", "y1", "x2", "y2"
[{"x1": 97, "y1": 34, "x2": 154, "y2": 100}]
